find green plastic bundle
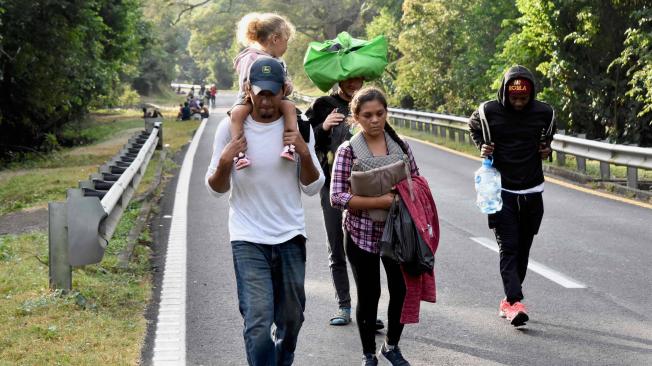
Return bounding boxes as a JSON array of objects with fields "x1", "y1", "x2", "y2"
[{"x1": 303, "y1": 32, "x2": 388, "y2": 92}]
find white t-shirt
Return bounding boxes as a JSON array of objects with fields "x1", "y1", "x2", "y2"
[{"x1": 205, "y1": 115, "x2": 324, "y2": 244}]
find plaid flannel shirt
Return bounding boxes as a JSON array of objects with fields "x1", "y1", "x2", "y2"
[{"x1": 330, "y1": 140, "x2": 419, "y2": 253}]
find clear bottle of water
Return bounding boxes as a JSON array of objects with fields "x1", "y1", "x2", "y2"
[{"x1": 475, "y1": 157, "x2": 503, "y2": 214}]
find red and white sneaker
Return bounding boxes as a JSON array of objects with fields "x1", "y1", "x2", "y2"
[
  {"x1": 505, "y1": 301, "x2": 529, "y2": 326},
  {"x1": 498, "y1": 298, "x2": 510, "y2": 318}
]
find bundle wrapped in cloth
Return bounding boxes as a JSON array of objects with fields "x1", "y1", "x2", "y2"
[{"x1": 303, "y1": 32, "x2": 388, "y2": 92}]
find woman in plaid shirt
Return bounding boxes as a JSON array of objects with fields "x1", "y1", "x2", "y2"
[{"x1": 330, "y1": 87, "x2": 419, "y2": 366}]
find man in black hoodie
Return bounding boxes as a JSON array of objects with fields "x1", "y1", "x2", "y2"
[{"x1": 469, "y1": 65, "x2": 556, "y2": 327}]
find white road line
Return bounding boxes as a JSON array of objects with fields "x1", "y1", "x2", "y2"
[
  {"x1": 470, "y1": 237, "x2": 587, "y2": 289},
  {"x1": 152, "y1": 118, "x2": 208, "y2": 366}
]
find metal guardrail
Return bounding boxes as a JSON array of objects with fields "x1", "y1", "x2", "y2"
[
  {"x1": 294, "y1": 93, "x2": 652, "y2": 189},
  {"x1": 48, "y1": 119, "x2": 162, "y2": 291}
]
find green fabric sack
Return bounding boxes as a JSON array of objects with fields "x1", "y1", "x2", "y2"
[{"x1": 303, "y1": 32, "x2": 388, "y2": 92}]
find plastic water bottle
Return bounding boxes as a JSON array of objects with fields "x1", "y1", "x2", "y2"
[{"x1": 474, "y1": 157, "x2": 503, "y2": 214}]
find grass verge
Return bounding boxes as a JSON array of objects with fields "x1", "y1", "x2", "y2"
[
  {"x1": 0, "y1": 202, "x2": 152, "y2": 365},
  {"x1": 0, "y1": 111, "x2": 199, "y2": 215},
  {"x1": 0, "y1": 103, "x2": 201, "y2": 364}
]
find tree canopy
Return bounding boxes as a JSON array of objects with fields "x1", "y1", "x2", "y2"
[{"x1": 1, "y1": 0, "x2": 651, "y2": 163}]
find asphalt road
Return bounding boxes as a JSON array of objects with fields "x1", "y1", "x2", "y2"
[{"x1": 156, "y1": 93, "x2": 652, "y2": 365}]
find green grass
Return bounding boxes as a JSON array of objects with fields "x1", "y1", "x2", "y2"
[
  {"x1": 0, "y1": 96, "x2": 202, "y2": 364},
  {"x1": 0, "y1": 109, "x2": 199, "y2": 215},
  {"x1": 0, "y1": 202, "x2": 152, "y2": 365},
  {"x1": 140, "y1": 87, "x2": 186, "y2": 109}
]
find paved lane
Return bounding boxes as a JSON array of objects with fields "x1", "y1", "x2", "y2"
[{"x1": 177, "y1": 95, "x2": 652, "y2": 365}]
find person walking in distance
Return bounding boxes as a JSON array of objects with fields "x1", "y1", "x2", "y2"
[
  {"x1": 205, "y1": 57, "x2": 324, "y2": 365},
  {"x1": 468, "y1": 65, "x2": 556, "y2": 327}
]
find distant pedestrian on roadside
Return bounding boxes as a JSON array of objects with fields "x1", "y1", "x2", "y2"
[
  {"x1": 205, "y1": 57, "x2": 324, "y2": 366},
  {"x1": 468, "y1": 65, "x2": 556, "y2": 327},
  {"x1": 210, "y1": 84, "x2": 217, "y2": 106},
  {"x1": 204, "y1": 88, "x2": 212, "y2": 107},
  {"x1": 305, "y1": 77, "x2": 383, "y2": 331},
  {"x1": 331, "y1": 87, "x2": 421, "y2": 366}
]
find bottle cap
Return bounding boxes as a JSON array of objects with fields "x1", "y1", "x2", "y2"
[{"x1": 482, "y1": 157, "x2": 493, "y2": 167}]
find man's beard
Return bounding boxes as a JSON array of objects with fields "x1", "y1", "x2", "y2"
[{"x1": 260, "y1": 111, "x2": 274, "y2": 119}]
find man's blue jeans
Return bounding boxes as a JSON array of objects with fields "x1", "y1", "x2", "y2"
[{"x1": 231, "y1": 236, "x2": 306, "y2": 366}]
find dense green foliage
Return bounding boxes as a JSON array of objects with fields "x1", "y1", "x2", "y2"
[
  {"x1": 0, "y1": 1, "x2": 138, "y2": 159},
  {"x1": 384, "y1": 0, "x2": 651, "y2": 145},
  {"x1": 1, "y1": 0, "x2": 651, "y2": 160},
  {"x1": 179, "y1": 0, "x2": 652, "y2": 145},
  {"x1": 0, "y1": 0, "x2": 181, "y2": 162}
]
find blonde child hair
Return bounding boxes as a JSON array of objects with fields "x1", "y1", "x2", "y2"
[{"x1": 236, "y1": 12, "x2": 295, "y2": 47}]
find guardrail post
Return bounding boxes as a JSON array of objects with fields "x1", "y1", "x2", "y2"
[
  {"x1": 556, "y1": 151, "x2": 566, "y2": 166},
  {"x1": 458, "y1": 131, "x2": 466, "y2": 144},
  {"x1": 431, "y1": 124, "x2": 438, "y2": 137},
  {"x1": 440, "y1": 126, "x2": 447, "y2": 139},
  {"x1": 418, "y1": 121, "x2": 424, "y2": 132},
  {"x1": 576, "y1": 157, "x2": 587, "y2": 173},
  {"x1": 599, "y1": 162, "x2": 611, "y2": 180},
  {"x1": 448, "y1": 127, "x2": 455, "y2": 141},
  {"x1": 627, "y1": 167, "x2": 638, "y2": 189},
  {"x1": 49, "y1": 202, "x2": 71, "y2": 292}
]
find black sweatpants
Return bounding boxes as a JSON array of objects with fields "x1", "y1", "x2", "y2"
[
  {"x1": 346, "y1": 235, "x2": 406, "y2": 354},
  {"x1": 319, "y1": 184, "x2": 351, "y2": 309},
  {"x1": 489, "y1": 190, "x2": 544, "y2": 303}
]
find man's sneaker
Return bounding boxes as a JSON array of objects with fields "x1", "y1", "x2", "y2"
[
  {"x1": 498, "y1": 298, "x2": 510, "y2": 318},
  {"x1": 505, "y1": 301, "x2": 529, "y2": 326},
  {"x1": 362, "y1": 353, "x2": 378, "y2": 366},
  {"x1": 379, "y1": 343, "x2": 411, "y2": 366}
]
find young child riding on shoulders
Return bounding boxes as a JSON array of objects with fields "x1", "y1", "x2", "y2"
[{"x1": 230, "y1": 12, "x2": 298, "y2": 169}]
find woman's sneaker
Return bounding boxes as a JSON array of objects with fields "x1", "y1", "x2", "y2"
[
  {"x1": 362, "y1": 353, "x2": 378, "y2": 366},
  {"x1": 379, "y1": 343, "x2": 411, "y2": 366}
]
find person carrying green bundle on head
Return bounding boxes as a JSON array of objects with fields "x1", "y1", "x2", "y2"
[{"x1": 304, "y1": 32, "x2": 400, "y2": 361}]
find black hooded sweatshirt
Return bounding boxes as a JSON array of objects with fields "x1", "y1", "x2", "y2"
[{"x1": 468, "y1": 66, "x2": 556, "y2": 191}]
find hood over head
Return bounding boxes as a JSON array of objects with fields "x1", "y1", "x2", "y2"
[{"x1": 497, "y1": 65, "x2": 537, "y2": 108}]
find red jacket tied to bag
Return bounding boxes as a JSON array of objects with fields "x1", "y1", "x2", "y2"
[{"x1": 395, "y1": 175, "x2": 440, "y2": 324}]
